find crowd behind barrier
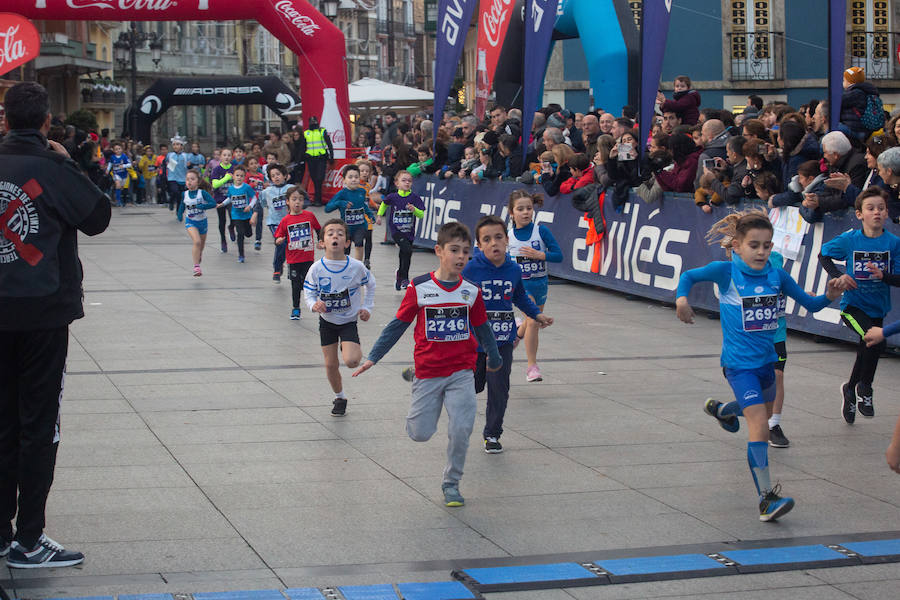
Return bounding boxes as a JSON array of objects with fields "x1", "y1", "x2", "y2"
[{"x1": 410, "y1": 175, "x2": 900, "y2": 344}]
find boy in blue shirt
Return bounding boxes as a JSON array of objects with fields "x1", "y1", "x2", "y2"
[
  {"x1": 463, "y1": 216, "x2": 554, "y2": 453},
  {"x1": 325, "y1": 164, "x2": 374, "y2": 261},
  {"x1": 220, "y1": 166, "x2": 256, "y2": 263},
  {"x1": 677, "y1": 211, "x2": 841, "y2": 521},
  {"x1": 106, "y1": 141, "x2": 132, "y2": 207},
  {"x1": 819, "y1": 187, "x2": 900, "y2": 423}
]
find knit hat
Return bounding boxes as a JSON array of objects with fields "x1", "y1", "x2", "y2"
[{"x1": 844, "y1": 66, "x2": 865, "y2": 85}]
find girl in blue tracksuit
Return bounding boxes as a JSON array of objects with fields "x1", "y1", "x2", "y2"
[
  {"x1": 182, "y1": 169, "x2": 217, "y2": 276},
  {"x1": 507, "y1": 189, "x2": 563, "y2": 383},
  {"x1": 676, "y1": 211, "x2": 841, "y2": 522},
  {"x1": 462, "y1": 215, "x2": 554, "y2": 454}
]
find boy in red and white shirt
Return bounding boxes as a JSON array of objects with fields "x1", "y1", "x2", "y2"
[
  {"x1": 274, "y1": 186, "x2": 321, "y2": 320},
  {"x1": 354, "y1": 222, "x2": 501, "y2": 507}
]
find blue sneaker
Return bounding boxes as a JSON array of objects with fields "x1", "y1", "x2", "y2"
[
  {"x1": 290, "y1": 308, "x2": 301, "y2": 320},
  {"x1": 6, "y1": 534, "x2": 84, "y2": 569},
  {"x1": 237, "y1": 256, "x2": 245, "y2": 263},
  {"x1": 759, "y1": 484, "x2": 795, "y2": 522},
  {"x1": 442, "y1": 484, "x2": 465, "y2": 507},
  {"x1": 704, "y1": 398, "x2": 739, "y2": 433}
]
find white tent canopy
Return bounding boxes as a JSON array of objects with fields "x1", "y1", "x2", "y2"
[{"x1": 348, "y1": 77, "x2": 433, "y2": 112}]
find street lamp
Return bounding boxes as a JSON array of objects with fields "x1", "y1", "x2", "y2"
[
  {"x1": 321, "y1": 0, "x2": 339, "y2": 21},
  {"x1": 114, "y1": 22, "x2": 163, "y2": 142}
]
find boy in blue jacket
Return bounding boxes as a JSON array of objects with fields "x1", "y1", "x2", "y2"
[
  {"x1": 462, "y1": 215, "x2": 554, "y2": 453},
  {"x1": 325, "y1": 164, "x2": 374, "y2": 261}
]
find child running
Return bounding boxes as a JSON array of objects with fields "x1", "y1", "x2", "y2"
[
  {"x1": 219, "y1": 166, "x2": 256, "y2": 263},
  {"x1": 260, "y1": 163, "x2": 292, "y2": 283},
  {"x1": 275, "y1": 186, "x2": 321, "y2": 319},
  {"x1": 106, "y1": 141, "x2": 132, "y2": 207},
  {"x1": 210, "y1": 148, "x2": 235, "y2": 253},
  {"x1": 376, "y1": 170, "x2": 425, "y2": 290},
  {"x1": 676, "y1": 211, "x2": 841, "y2": 521},
  {"x1": 707, "y1": 213, "x2": 791, "y2": 448},
  {"x1": 463, "y1": 215, "x2": 554, "y2": 453},
  {"x1": 353, "y1": 222, "x2": 502, "y2": 507},
  {"x1": 508, "y1": 189, "x2": 563, "y2": 382},
  {"x1": 182, "y1": 169, "x2": 217, "y2": 276},
  {"x1": 819, "y1": 187, "x2": 900, "y2": 423},
  {"x1": 304, "y1": 219, "x2": 375, "y2": 416},
  {"x1": 325, "y1": 165, "x2": 374, "y2": 260},
  {"x1": 245, "y1": 156, "x2": 267, "y2": 251}
]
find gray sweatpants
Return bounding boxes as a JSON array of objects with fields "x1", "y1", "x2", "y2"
[{"x1": 407, "y1": 369, "x2": 476, "y2": 486}]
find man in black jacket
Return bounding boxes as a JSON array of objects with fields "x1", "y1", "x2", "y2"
[{"x1": 0, "y1": 82, "x2": 110, "y2": 569}]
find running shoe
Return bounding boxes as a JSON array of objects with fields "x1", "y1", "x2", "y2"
[
  {"x1": 273, "y1": 272, "x2": 281, "y2": 283},
  {"x1": 237, "y1": 256, "x2": 245, "y2": 263},
  {"x1": 768, "y1": 424, "x2": 790, "y2": 448},
  {"x1": 0, "y1": 537, "x2": 9, "y2": 558},
  {"x1": 192, "y1": 265, "x2": 202, "y2": 277},
  {"x1": 855, "y1": 383, "x2": 874, "y2": 418},
  {"x1": 758, "y1": 484, "x2": 795, "y2": 522},
  {"x1": 331, "y1": 397, "x2": 347, "y2": 417},
  {"x1": 484, "y1": 437, "x2": 503, "y2": 454},
  {"x1": 364, "y1": 259, "x2": 371, "y2": 270},
  {"x1": 220, "y1": 242, "x2": 227, "y2": 253},
  {"x1": 841, "y1": 382, "x2": 856, "y2": 424},
  {"x1": 400, "y1": 279, "x2": 410, "y2": 290},
  {"x1": 290, "y1": 308, "x2": 301, "y2": 320},
  {"x1": 442, "y1": 484, "x2": 465, "y2": 507},
  {"x1": 6, "y1": 534, "x2": 84, "y2": 569},
  {"x1": 228, "y1": 225, "x2": 236, "y2": 242},
  {"x1": 703, "y1": 398, "x2": 740, "y2": 433},
  {"x1": 254, "y1": 241, "x2": 261, "y2": 251},
  {"x1": 401, "y1": 367, "x2": 416, "y2": 382},
  {"x1": 526, "y1": 364, "x2": 542, "y2": 382}
]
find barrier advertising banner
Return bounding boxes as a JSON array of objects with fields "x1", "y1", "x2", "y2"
[{"x1": 411, "y1": 176, "x2": 900, "y2": 343}]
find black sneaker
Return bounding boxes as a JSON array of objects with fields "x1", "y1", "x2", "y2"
[
  {"x1": 401, "y1": 367, "x2": 415, "y2": 382},
  {"x1": 364, "y1": 259, "x2": 371, "y2": 270},
  {"x1": 331, "y1": 397, "x2": 347, "y2": 417},
  {"x1": 856, "y1": 383, "x2": 874, "y2": 418},
  {"x1": 6, "y1": 534, "x2": 84, "y2": 569},
  {"x1": 228, "y1": 225, "x2": 236, "y2": 242},
  {"x1": 254, "y1": 241, "x2": 262, "y2": 251},
  {"x1": 484, "y1": 437, "x2": 503, "y2": 454},
  {"x1": 273, "y1": 272, "x2": 281, "y2": 283},
  {"x1": 758, "y1": 484, "x2": 795, "y2": 522},
  {"x1": 841, "y1": 382, "x2": 856, "y2": 424},
  {"x1": 768, "y1": 424, "x2": 790, "y2": 448}
]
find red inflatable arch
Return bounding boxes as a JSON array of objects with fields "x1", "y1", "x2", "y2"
[{"x1": 8, "y1": 0, "x2": 350, "y2": 156}]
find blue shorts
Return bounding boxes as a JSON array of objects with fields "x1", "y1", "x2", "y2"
[
  {"x1": 724, "y1": 365, "x2": 776, "y2": 409},
  {"x1": 522, "y1": 276, "x2": 549, "y2": 307},
  {"x1": 185, "y1": 218, "x2": 208, "y2": 235}
]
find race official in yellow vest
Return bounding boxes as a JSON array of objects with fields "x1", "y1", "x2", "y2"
[{"x1": 303, "y1": 116, "x2": 334, "y2": 206}]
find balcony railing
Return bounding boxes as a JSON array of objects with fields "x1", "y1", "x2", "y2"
[
  {"x1": 848, "y1": 31, "x2": 899, "y2": 80},
  {"x1": 727, "y1": 31, "x2": 785, "y2": 81},
  {"x1": 375, "y1": 19, "x2": 415, "y2": 38}
]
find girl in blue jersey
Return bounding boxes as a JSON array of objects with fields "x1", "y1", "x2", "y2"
[
  {"x1": 676, "y1": 211, "x2": 841, "y2": 522},
  {"x1": 819, "y1": 187, "x2": 900, "y2": 424},
  {"x1": 508, "y1": 189, "x2": 563, "y2": 383},
  {"x1": 182, "y1": 169, "x2": 217, "y2": 276}
]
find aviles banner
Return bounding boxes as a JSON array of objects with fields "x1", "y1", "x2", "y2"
[
  {"x1": 433, "y1": 0, "x2": 479, "y2": 145},
  {"x1": 639, "y1": 0, "x2": 673, "y2": 159},
  {"x1": 520, "y1": 0, "x2": 557, "y2": 170}
]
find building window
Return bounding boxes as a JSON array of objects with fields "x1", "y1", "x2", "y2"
[
  {"x1": 849, "y1": 0, "x2": 893, "y2": 79},
  {"x1": 629, "y1": 0, "x2": 641, "y2": 28},
  {"x1": 729, "y1": 1, "x2": 781, "y2": 80}
]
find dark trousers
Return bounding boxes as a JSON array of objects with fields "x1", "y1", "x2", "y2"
[
  {"x1": 841, "y1": 306, "x2": 885, "y2": 390},
  {"x1": 393, "y1": 233, "x2": 414, "y2": 281},
  {"x1": 307, "y1": 156, "x2": 327, "y2": 205},
  {"x1": 269, "y1": 224, "x2": 286, "y2": 274},
  {"x1": 0, "y1": 327, "x2": 68, "y2": 548},
  {"x1": 216, "y1": 204, "x2": 229, "y2": 246},
  {"x1": 157, "y1": 177, "x2": 168, "y2": 204},
  {"x1": 290, "y1": 163, "x2": 306, "y2": 185},
  {"x1": 289, "y1": 261, "x2": 313, "y2": 309},
  {"x1": 254, "y1": 204, "x2": 264, "y2": 241},
  {"x1": 168, "y1": 180, "x2": 185, "y2": 213},
  {"x1": 233, "y1": 218, "x2": 251, "y2": 257},
  {"x1": 364, "y1": 228, "x2": 373, "y2": 261},
  {"x1": 475, "y1": 342, "x2": 515, "y2": 439}
]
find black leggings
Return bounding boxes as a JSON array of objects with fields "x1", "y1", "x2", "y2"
[
  {"x1": 841, "y1": 306, "x2": 885, "y2": 390},
  {"x1": 393, "y1": 232, "x2": 414, "y2": 281},
  {"x1": 216, "y1": 204, "x2": 229, "y2": 245},
  {"x1": 289, "y1": 261, "x2": 313, "y2": 309},
  {"x1": 364, "y1": 228, "x2": 373, "y2": 261},
  {"x1": 233, "y1": 219, "x2": 252, "y2": 257}
]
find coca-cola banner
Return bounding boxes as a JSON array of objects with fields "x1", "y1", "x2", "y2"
[
  {"x1": 6, "y1": 0, "x2": 349, "y2": 146},
  {"x1": 306, "y1": 157, "x2": 354, "y2": 202},
  {"x1": 638, "y1": 0, "x2": 672, "y2": 160},
  {"x1": 474, "y1": 0, "x2": 513, "y2": 118},
  {"x1": 432, "y1": 0, "x2": 478, "y2": 146},
  {"x1": 520, "y1": 0, "x2": 557, "y2": 169},
  {"x1": 0, "y1": 13, "x2": 40, "y2": 77}
]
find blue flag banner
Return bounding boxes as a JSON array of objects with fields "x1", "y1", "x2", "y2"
[
  {"x1": 639, "y1": 0, "x2": 673, "y2": 159},
  {"x1": 433, "y1": 0, "x2": 479, "y2": 146},
  {"x1": 411, "y1": 176, "x2": 900, "y2": 344},
  {"x1": 828, "y1": 0, "x2": 847, "y2": 133},
  {"x1": 520, "y1": 0, "x2": 559, "y2": 170}
]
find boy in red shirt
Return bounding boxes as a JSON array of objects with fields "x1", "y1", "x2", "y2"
[
  {"x1": 274, "y1": 186, "x2": 321, "y2": 319},
  {"x1": 354, "y1": 222, "x2": 501, "y2": 506}
]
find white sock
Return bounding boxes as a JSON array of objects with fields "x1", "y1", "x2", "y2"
[
  {"x1": 335, "y1": 390, "x2": 346, "y2": 399},
  {"x1": 768, "y1": 413, "x2": 781, "y2": 429}
]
